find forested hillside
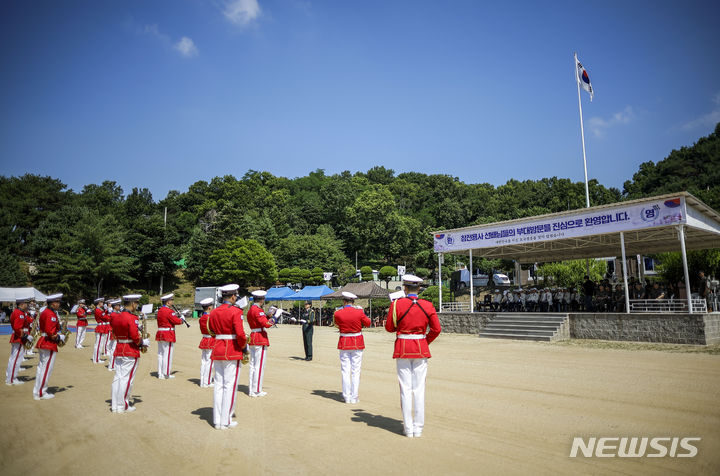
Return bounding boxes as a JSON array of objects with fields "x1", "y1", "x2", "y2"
[{"x1": 1, "y1": 123, "x2": 718, "y2": 299}]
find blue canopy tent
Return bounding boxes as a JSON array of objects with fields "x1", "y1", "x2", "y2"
[
  {"x1": 286, "y1": 285, "x2": 334, "y2": 325},
  {"x1": 289, "y1": 285, "x2": 334, "y2": 301},
  {"x1": 265, "y1": 287, "x2": 296, "y2": 301}
]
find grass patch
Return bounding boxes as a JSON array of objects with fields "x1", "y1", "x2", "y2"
[{"x1": 548, "y1": 339, "x2": 720, "y2": 355}]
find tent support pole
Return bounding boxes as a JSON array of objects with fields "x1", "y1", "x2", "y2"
[
  {"x1": 438, "y1": 253, "x2": 443, "y2": 313},
  {"x1": 620, "y1": 232, "x2": 630, "y2": 314},
  {"x1": 679, "y1": 225, "x2": 693, "y2": 313},
  {"x1": 469, "y1": 250, "x2": 474, "y2": 313}
]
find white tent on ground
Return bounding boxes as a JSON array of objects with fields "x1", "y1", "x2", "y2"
[{"x1": 0, "y1": 287, "x2": 48, "y2": 302}]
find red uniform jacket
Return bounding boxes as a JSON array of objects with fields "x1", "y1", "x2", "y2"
[
  {"x1": 334, "y1": 305, "x2": 371, "y2": 350},
  {"x1": 76, "y1": 307, "x2": 88, "y2": 327},
  {"x1": 246, "y1": 304, "x2": 272, "y2": 346},
  {"x1": 385, "y1": 296, "x2": 442, "y2": 359},
  {"x1": 207, "y1": 303, "x2": 247, "y2": 360},
  {"x1": 94, "y1": 307, "x2": 108, "y2": 334},
  {"x1": 9, "y1": 309, "x2": 29, "y2": 344},
  {"x1": 36, "y1": 307, "x2": 61, "y2": 352},
  {"x1": 155, "y1": 306, "x2": 183, "y2": 342},
  {"x1": 108, "y1": 311, "x2": 119, "y2": 339},
  {"x1": 112, "y1": 310, "x2": 142, "y2": 358},
  {"x1": 198, "y1": 312, "x2": 215, "y2": 350}
]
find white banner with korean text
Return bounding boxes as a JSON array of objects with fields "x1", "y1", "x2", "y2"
[{"x1": 433, "y1": 196, "x2": 686, "y2": 252}]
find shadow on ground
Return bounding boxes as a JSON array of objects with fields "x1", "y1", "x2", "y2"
[
  {"x1": 311, "y1": 389, "x2": 345, "y2": 402},
  {"x1": 351, "y1": 410, "x2": 403, "y2": 435}
]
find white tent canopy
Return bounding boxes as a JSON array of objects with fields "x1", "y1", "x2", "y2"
[
  {"x1": 0, "y1": 287, "x2": 48, "y2": 303},
  {"x1": 432, "y1": 192, "x2": 720, "y2": 313}
]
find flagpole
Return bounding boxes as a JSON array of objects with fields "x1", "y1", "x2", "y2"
[
  {"x1": 575, "y1": 52, "x2": 591, "y2": 277},
  {"x1": 575, "y1": 52, "x2": 591, "y2": 209}
]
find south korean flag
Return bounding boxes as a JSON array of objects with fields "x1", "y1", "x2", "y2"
[{"x1": 575, "y1": 55, "x2": 594, "y2": 101}]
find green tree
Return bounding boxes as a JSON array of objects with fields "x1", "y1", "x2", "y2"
[
  {"x1": 379, "y1": 265, "x2": 397, "y2": 289},
  {"x1": 419, "y1": 285, "x2": 453, "y2": 310},
  {"x1": 30, "y1": 206, "x2": 137, "y2": 300},
  {"x1": 272, "y1": 226, "x2": 349, "y2": 271},
  {"x1": 0, "y1": 250, "x2": 27, "y2": 286},
  {"x1": 278, "y1": 268, "x2": 292, "y2": 283},
  {"x1": 300, "y1": 268, "x2": 312, "y2": 285},
  {"x1": 655, "y1": 250, "x2": 720, "y2": 289},
  {"x1": 311, "y1": 266, "x2": 325, "y2": 285},
  {"x1": 537, "y1": 259, "x2": 606, "y2": 288},
  {"x1": 360, "y1": 265, "x2": 373, "y2": 282},
  {"x1": 202, "y1": 238, "x2": 277, "y2": 290}
]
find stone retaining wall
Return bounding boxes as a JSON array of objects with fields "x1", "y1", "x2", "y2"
[
  {"x1": 569, "y1": 313, "x2": 719, "y2": 345},
  {"x1": 437, "y1": 311, "x2": 720, "y2": 344}
]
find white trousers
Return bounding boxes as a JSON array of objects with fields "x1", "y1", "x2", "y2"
[
  {"x1": 248, "y1": 345, "x2": 267, "y2": 395},
  {"x1": 339, "y1": 350, "x2": 363, "y2": 402},
  {"x1": 75, "y1": 326, "x2": 87, "y2": 348},
  {"x1": 6, "y1": 343, "x2": 24, "y2": 384},
  {"x1": 112, "y1": 356, "x2": 138, "y2": 411},
  {"x1": 157, "y1": 341, "x2": 174, "y2": 378},
  {"x1": 93, "y1": 332, "x2": 107, "y2": 363},
  {"x1": 106, "y1": 339, "x2": 117, "y2": 370},
  {"x1": 200, "y1": 349, "x2": 214, "y2": 387},
  {"x1": 213, "y1": 360, "x2": 241, "y2": 427},
  {"x1": 396, "y1": 358, "x2": 428, "y2": 435},
  {"x1": 105, "y1": 336, "x2": 115, "y2": 357},
  {"x1": 33, "y1": 349, "x2": 57, "y2": 398}
]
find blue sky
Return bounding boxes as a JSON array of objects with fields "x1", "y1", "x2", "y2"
[{"x1": 1, "y1": 0, "x2": 719, "y2": 199}]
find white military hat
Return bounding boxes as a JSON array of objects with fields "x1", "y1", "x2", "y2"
[
  {"x1": 199, "y1": 297, "x2": 213, "y2": 306},
  {"x1": 219, "y1": 284, "x2": 240, "y2": 295},
  {"x1": 122, "y1": 294, "x2": 142, "y2": 302},
  {"x1": 251, "y1": 290, "x2": 267, "y2": 298},
  {"x1": 401, "y1": 274, "x2": 423, "y2": 284},
  {"x1": 161, "y1": 293, "x2": 174, "y2": 301},
  {"x1": 109, "y1": 298, "x2": 121, "y2": 305},
  {"x1": 46, "y1": 293, "x2": 63, "y2": 302},
  {"x1": 16, "y1": 294, "x2": 32, "y2": 303},
  {"x1": 341, "y1": 291, "x2": 357, "y2": 300},
  {"x1": 494, "y1": 289, "x2": 500, "y2": 293},
  {"x1": 77, "y1": 299, "x2": 86, "y2": 304},
  {"x1": 94, "y1": 297, "x2": 105, "y2": 303}
]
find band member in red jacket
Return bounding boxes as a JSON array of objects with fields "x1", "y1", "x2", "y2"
[
  {"x1": 110, "y1": 294, "x2": 149, "y2": 413},
  {"x1": 6, "y1": 295, "x2": 32, "y2": 386},
  {"x1": 385, "y1": 275, "x2": 442, "y2": 438},
  {"x1": 75, "y1": 299, "x2": 88, "y2": 348},
  {"x1": 198, "y1": 297, "x2": 216, "y2": 388},
  {"x1": 247, "y1": 289, "x2": 274, "y2": 397},
  {"x1": 33, "y1": 293, "x2": 67, "y2": 400},
  {"x1": 92, "y1": 297, "x2": 106, "y2": 363},
  {"x1": 333, "y1": 292, "x2": 371, "y2": 404},
  {"x1": 207, "y1": 284, "x2": 248, "y2": 429},
  {"x1": 106, "y1": 299, "x2": 122, "y2": 371},
  {"x1": 155, "y1": 293, "x2": 185, "y2": 379}
]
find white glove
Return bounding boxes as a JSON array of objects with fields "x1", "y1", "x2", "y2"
[
  {"x1": 26, "y1": 334, "x2": 34, "y2": 343},
  {"x1": 299, "y1": 319, "x2": 307, "y2": 324},
  {"x1": 58, "y1": 334, "x2": 66, "y2": 343},
  {"x1": 142, "y1": 338, "x2": 150, "y2": 347}
]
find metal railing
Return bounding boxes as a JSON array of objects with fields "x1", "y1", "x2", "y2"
[
  {"x1": 441, "y1": 301, "x2": 470, "y2": 312},
  {"x1": 628, "y1": 299, "x2": 707, "y2": 314}
]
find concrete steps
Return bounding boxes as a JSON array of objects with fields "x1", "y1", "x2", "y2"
[{"x1": 479, "y1": 313, "x2": 567, "y2": 342}]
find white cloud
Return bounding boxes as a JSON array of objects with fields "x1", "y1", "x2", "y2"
[
  {"x1": 174, "y1": 37, "x2": 199, "y2": 58},
  {"x1": 223, "y1": 0, "x2": 262, "y2": 27},
  {"x1": 587, "y1": 106, "x2": 635, "y2": 138},
  {"x1": 681, "y1": 92, "x2": 720, "y2": 131}
]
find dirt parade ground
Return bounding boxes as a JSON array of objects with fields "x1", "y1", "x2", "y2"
[{"x1": 1, "y1": 323, "x2": 719, "y2": 476}]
